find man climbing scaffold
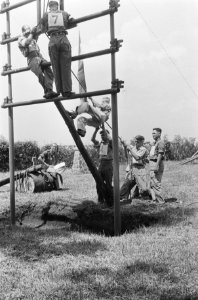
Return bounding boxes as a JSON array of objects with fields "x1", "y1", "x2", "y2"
[{"x1": 18, "y1": 24, "x2": 59, "y2": 99}]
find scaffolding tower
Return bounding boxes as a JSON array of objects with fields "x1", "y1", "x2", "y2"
[{"x1": 0, "y1": 0, "x2": 124, "y2": 235}]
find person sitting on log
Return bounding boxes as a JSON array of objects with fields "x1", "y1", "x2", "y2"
[
  {"x1": 91, "y1": 126, "x2": 113, "y2": 206},
  {"x1": 120, "y1": 135, "x2": 150, "y2": 202},
  {"x1": 69, "y1": 96, "x2": 111, "y2": 137},
  {"x1": 18, "y1": 24, "x2": 59, "y2": 99},
  {"x1": 38, "y1": 143, "x2": 65, "y2": 190}
]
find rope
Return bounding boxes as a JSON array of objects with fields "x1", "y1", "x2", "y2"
[{"x1": 131, "y1": 1, "x2": 198, "y2": 100}]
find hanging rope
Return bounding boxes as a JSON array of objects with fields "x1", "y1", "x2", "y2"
[{"x1": 131, "y1": 1, "x2": 198, "y2": 100}]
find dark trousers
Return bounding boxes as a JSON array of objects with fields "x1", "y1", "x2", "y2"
[
  {"x1": 28, "y1": 57, "x2": 54, "y2": 93},
  {"x1": 120, "y1": 178, "x2": 136, "y2": 200},
  {"x1": 48, "y1": 35, "x2": 72, "y2": 94},
  {"x1": 97, "y1": 160, "x2": 113, "y2": 206}
]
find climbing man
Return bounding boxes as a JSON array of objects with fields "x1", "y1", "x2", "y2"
[
  {"x1": 91, "y1": 126, "x2": 114, "y2": 206},
  {"x1": 70, "y1": 96, "x2": 111, "y2": 137},
  {"x1": 39, "y1": 0, "x2": 75, "y2": 97},
  {"x1": 120, "y1": 135, "x2": 150, "y2": 202},
  {"x1": 18, "y1": 24, "x2": 58, "y2": 99},
  {"x1": 149, "y1": 128, "x2": 165, "y2": 203}
]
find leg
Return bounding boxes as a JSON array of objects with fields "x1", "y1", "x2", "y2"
[
  {"x1": 60, "y1": 36, "x2": 72, "y2": 93},
  {"x1": 120, "y1": 178, "x2": 136, "y2": 200},
  {"x1": 49, "y1": 37, "x2": 62, "y2": 94},
  {"x1": 29, "y1": 57, "x2": 46, "y2": 92},
  {"x1": 77, "y1": 116, "x2": 101, "y2": 137}
]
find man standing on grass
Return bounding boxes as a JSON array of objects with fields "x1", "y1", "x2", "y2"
[
  {"x1": 91, "y1": 126, "x2": 113, "y2": 206},
  {"x1": 149, "y1": 128, "x2": 165, "y2": 203}
]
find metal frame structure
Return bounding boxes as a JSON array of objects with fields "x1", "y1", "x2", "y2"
[{"x1": 0, "y1": 0, "x2": 123, "y2": 235}]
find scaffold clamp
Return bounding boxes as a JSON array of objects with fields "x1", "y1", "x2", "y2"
[
  {"x1": 3, "y1": 63, "x2": 11, "y2": 71},
  {"x1": 1, "y1": 32, "x2": 7, "y2": 41},
  {"x1": 111, "y1": 79, "x2": 124, "y2": 92},
  {"x1": 110, "y1": 39, "x2": 123, "y2": 51},
  {"x1": 3, "y1": 97, "x2": 9, "y2": 104},
  {"x1": 109, "y1": 0, "x2": 120, "y2": 10}
]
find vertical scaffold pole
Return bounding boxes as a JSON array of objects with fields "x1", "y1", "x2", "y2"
[
  {"x1": 37, "y1": 0, "x2": 41, "y2": 22},
  {"x1": 110, "y1": 12, "x2": 121, "y2": 235},
  {"x1": 60, "y1": 0, "x2": 64, "y2": 10},
  {"x1": 6, "y1": 6, "x2": 15, "y2": 225}
]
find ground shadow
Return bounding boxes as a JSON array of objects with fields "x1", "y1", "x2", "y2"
[
  {"x1": 62, "y1": 200, "x2": 196, "y2": 235},
  {"x1": 53, "y1": 260, "x2": 197, "y2": 300},
  {"x1": 0, "y1": 226, "x2": 107, "y2": 262}
]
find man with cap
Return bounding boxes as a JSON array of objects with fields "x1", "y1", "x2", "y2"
[
  {"x1": 18, "y1": 24, "x2": 58, "y2": 99},
  {"x1": 149, "y1": 128, "x2": 165, "y2": 203},
  {"x1": 91, "y1": 126, "x2": 113, "y2": 206},
  {"x1": 120, "y1": 135, "x2": 150, "y2": 202},
  {"x1": 39, "y1": 1, "x2": 75, "y2": 97}
]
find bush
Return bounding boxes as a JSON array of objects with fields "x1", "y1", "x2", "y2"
[
  {"x1": 14, "y1": 141, "x2": 40, "y2": 170},
  {"x1": 0, "y1": 138, "x2": 9, "y2": 172}
]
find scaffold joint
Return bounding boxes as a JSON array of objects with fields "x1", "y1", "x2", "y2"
[
  {"x1": 109, "y1": 0, "x2": 120, "y2": 10},
  {"x1": 3, "y1": 97, "x2": 9, "y2": 104},
  {"x1": 111, "y1": 79, "x2": 124, "y2": 92},
  {"x1": 1, "y1": 32, "x2": 8, "y2": 41},
  {"x1": 3, "y1": 63, "x2": 11, "y2": 71},
  {"x1": 110, "y1": 39, "x2": 123, "y2": 51}
]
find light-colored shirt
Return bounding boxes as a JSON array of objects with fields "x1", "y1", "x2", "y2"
[
  {"x1": 149, "y1": 139, "x2": 165, "y2": 160},
  {"x1": 129, "y1": 145, "x2": 148, "y2": 166},
  {"x1": 18, "y1": 36, "x2": 41, "y2": 63}
]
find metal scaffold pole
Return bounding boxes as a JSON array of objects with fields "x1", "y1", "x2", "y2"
[
  {"x1": 37, "y1": 0, "x2": 41, "y2": 22},
  {"x1": 6, "y1": 6, "x2": 15, "y2": 225},
  {"x1": 110, "y1": 12, "x2": 121, "y2": 236}
]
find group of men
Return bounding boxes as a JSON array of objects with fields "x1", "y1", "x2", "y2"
[
  {"x1": 36, "y1": 127, "x2": 165, "y2": 204},
  {"x1": 18, "y1": 1, "x2": 165, "y2": 203},
  {"x1": 120, "y1": 127, "x2": 165, "y2": 203}
]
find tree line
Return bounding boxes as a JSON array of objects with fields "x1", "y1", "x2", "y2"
[{"x1": 0, "y1": 134, "x2": 197, "y2": 172}]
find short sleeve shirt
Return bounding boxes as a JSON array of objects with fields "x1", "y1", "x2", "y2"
[
  {"x1": 94, "y1": 139, "x2": 113, "y2": 160},
  {"x1": 39, "y1": 150, "x2": 58, "y2": 165},
  {"x1": 130, "y1": 145, "x2": 148, "y2": 165},
  {"x1": 149, "y1": 139, "x2": 165, "y2": 160},
  {"x1": 18, "y1": 36, "x2": 41, "y2": 63}
]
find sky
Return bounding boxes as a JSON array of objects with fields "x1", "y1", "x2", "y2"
[{"x1": 0, "y1": 0, "x2": 198, "y2": 146}]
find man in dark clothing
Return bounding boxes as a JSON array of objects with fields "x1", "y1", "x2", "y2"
[
  {"x1": 18, "y1": 25, "x2": 58, "y2": 99},
  {"x1": 91, "y1": 127, "x2": 113, "y2": 206},
  {"x1": 39, "y1": 0, "x2": 75, "y2": 97}
]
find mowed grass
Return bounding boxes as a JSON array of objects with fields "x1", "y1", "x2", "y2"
[{"x1": 0, "y1": 162, "x2": 198, "y2": 300}]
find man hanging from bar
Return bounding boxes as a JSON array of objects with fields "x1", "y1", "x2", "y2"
[
  {"x1": 69, "y1": 96, "x2": 112, "y2": 137},
  {"x1": 38, "y1": 0, "x2": 75, "y2": 98},
  {"x1": 18, "y1": 24, "x2": 59, "y2": 99}
]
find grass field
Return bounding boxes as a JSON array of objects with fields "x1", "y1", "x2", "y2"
[{"x1": 0, "y1": 161, "x2": 198, "y2": 300}]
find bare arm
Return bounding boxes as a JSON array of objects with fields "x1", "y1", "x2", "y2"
[{"x1": 91, "y1": 127, "x2": 100, "y2": 145}]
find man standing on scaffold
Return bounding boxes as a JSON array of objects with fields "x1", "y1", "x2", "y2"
[{"x1": 39, "y1": 0, "x2": 75, "y2": 98}]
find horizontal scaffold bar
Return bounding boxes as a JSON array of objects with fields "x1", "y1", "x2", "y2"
[
  {"x1": 0, "y1": 8, "x2": 117, "y2": 45},
  {"x1": 1, "y1": 48, "x2": 116, "y2": 76},
  {"x1": 0, "y1": 0, "x2": 36, "y2": 14},
  {"x1": 1, "y1": 89, "x2": 119, "y2": 108}
]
